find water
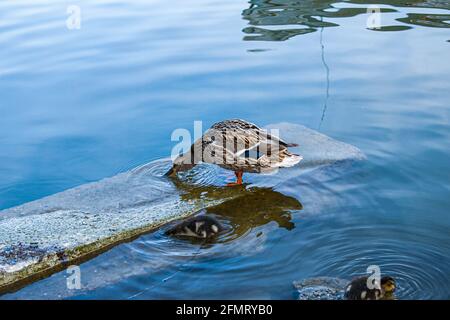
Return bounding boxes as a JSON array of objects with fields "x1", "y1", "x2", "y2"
[{"x1": 0, "y1": 0, "x2": 449, "y2": 299}]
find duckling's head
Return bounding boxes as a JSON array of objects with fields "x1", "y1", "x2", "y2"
[
  {"x1": 165, "y1": 215, "x2": 224, "y2": 239},
  {"x1": 381, "y1": 276, "x2": 396, "y2": 294}
]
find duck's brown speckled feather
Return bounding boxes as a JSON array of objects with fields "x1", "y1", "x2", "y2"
[{"x1": 174, "y1": 119, "x2": 302, "y2": 173}]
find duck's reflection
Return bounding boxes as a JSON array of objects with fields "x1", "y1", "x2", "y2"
[
  {"x1": 170, "y1": 178, "x2": 302, "y2": 243},
  {"x1": 205, "y1": 187, "x2": 302, "y2": 234}
]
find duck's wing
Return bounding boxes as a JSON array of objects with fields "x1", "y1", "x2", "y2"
[
  {"x1": 201, "y1": 125, "x2": 300, "y2": 170},
  {"x1": 211, "y1": 119, "x2": 296, "y2": 147},
  {"x1": 201, "y1": 126, "x2": 261, "y2": 163}
]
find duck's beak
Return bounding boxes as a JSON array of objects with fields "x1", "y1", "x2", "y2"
[{"x1": 164, "y1": 167, "x2": 176, "y2": 177}]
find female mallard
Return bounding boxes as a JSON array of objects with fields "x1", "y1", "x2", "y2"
[{"x1": 166, "y1": 119, "x2": 302, "y2": 185}]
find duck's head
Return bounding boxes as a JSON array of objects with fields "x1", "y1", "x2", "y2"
[
  {"x1": 165, "y1": 154, "x2": 196, "y2": 177},
  {"x1": 381, "y1": 276, "x2": 396, "y2": 295}
]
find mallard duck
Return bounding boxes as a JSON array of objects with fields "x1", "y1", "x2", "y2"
[
  {"x1": 166, "y1": 119, "x2": 302, "y2": 186},
  {"x1": 165, "y1": 215, "x2": 223, "y2": 239},
  {"x1": 344, "y1": 276, "x2": 396, "y2": 300}
]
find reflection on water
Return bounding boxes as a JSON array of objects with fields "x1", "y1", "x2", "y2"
[
  {"x1": 318, "y1": 19, "x2": 330, "y2": 130},
  {"x1": 206, "y1": 187, "x2": 302, "y2": 235},
  {"x1": 242, "y1": 0, "x2": 450, "y2": 41},
  {"x1": 162, "y1": 186, "x2": 302, "y2": 247}
]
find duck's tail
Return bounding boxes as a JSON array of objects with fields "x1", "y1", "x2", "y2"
[{"x1": 279, "y1": 153, "x2": 303, "y2": 168}]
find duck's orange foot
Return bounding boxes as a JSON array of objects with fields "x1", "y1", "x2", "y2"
[
  {"x1": 226, "y1": 171, "x2": 244, "y2": 187},
  {"x1": 226, "y1": 182, "x2": 242, "y2": 187}
]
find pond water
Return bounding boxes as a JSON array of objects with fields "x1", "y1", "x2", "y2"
[{"x1": 0, "y1": 0, "x2": 449, "y2": 299}]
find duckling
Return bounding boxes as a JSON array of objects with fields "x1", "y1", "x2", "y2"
[
  {"x1": 165, "y1": 215, "x2": 223, "y2": 239},
  {"x1": 344, "y1": 276, "x2": 396, "y2": 300},
  {"x1": 165, "y1": 119, "x2": 302, "y2": 186}
]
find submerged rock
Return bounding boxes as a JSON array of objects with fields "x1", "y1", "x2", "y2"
[{"x1": 293, "y1": 277, "x2": 349, "y2": 300}]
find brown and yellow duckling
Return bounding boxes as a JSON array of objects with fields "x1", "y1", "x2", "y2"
[{"x1": 344, "y1": 276, "x2": 396, "y2": 300}]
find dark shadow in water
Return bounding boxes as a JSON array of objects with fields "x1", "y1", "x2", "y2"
[
  {"x1": 241, "y1": 0, "x2": 450, "y2": 41},
  {"x1": 170, "y1": 177, "x2": 302, "y2": 242}
]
